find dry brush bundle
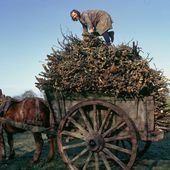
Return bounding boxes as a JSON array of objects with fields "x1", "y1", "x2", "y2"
[{"x1": 36, "y1": 33, "x2": 169, "y2": 121}]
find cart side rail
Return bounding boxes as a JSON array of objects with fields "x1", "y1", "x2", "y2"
[{"x1": 45, "y1": 90, "x2": 154, "y2": 131}]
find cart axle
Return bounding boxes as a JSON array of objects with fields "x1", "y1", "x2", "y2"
[{"x1": 87, "y1": 134, "x2": 105, "y2": 152}]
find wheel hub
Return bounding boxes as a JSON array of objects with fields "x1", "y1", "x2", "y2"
[{"x1": 87, "y1": 133, "x2": 105, "y2": 152}]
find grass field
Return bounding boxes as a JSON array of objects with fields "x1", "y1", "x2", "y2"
[{"x1": 1, "y1": 131, "x2": 170, "y2": 170}]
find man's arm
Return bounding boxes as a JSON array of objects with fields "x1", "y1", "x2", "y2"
[
  {"x1": 82, "y1": 13, "x2": 94, "y2": 33},
  {"x1": 81, "y1": 23, "x2": 88, "y2": 33}
]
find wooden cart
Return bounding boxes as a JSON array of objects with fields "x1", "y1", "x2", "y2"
[{"x1": 44, "y1": 90, "x2": 164, "y2": 170}]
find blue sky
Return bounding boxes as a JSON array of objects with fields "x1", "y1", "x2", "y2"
[{"x1": 0, "y1": 0, "x2": 170, "y2": 97}]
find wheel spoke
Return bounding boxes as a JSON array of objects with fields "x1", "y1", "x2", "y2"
[
  {"x1": 71, "y1": 148, "x2": 89, "y2": 163},
  {"x1": 61, "y1": 130, "x2": 85, "y2": 140},
  {"x1": 63, "y1": 141, "x2": 86, "y2": 150},
  {"x1": 93, "y1": 104, "x2": 98, "y2": 132},
  {"x1": 94, "y1": 153, "x2": 99, "y2": 170},
  {"x1": 79, "y1": 108, "x2": 93, "y2": 133},
  {"x1": 99, "y1": 151, "x2": 112, "y2": 170},
  {"x1": 98, "y1": 109, "x2": 111, "y2": 134},
  {"x1": 103, "y1": 121, "x2": 126, "y2": 137},
  {"x1": 68, "y1": 117, "x2": 88, "y2": 135},
  {"x1": 105, "y1": 135, "x2": 132, "y2": 142},
  {"x1": 103, "y1": 148, "x2": 126, "y2": 169},
  {"x1": 105, "y1": 143, "x2": 132, "y2": 155},
  {"x1": 82, "y1": 151, "x2": 93, "y2": 170}
]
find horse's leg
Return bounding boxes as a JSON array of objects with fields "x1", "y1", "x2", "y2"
[
  {"x1": 0, "y1": 125, "x2": 6, "y2": 160},
  {"x1": 46, "y1": 135, "x2": 55, "y2": 162},
  {"x1": 31, "y1": 132, "x2": 43, "y2": 164},
  {"x1": 7, "y1": 133, "x2": 15, "y2": 159}
]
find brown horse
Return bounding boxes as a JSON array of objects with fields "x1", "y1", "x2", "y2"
[{"x1": 0, "y1": 97, "x2": 55, "y2": 163}]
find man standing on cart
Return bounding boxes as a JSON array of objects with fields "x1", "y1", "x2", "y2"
[{"x1": 70, "y1": 9, "x2": 114, "y2": 45}]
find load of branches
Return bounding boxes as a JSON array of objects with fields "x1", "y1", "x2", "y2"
[{"x1": 36, "y1": 33, "x2": 169, "y2": 124}]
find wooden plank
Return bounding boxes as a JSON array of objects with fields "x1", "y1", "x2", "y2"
[
  {"x1": 45, "y1": 91, "x2": 155, "y2": 137},
  {"x1": 63, "y1": 97, "x2": 155, "y2": 132}
]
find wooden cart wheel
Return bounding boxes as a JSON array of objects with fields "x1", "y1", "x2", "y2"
[{"x1": 57, "y1": 99, "x2": 138, "y2": 170}]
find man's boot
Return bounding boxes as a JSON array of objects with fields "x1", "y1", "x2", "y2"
[{"x1": 108, "y1": 31, "x2": 114, "y2": 42}]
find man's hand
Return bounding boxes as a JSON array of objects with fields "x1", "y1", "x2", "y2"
[{"x1": 89, "y1": 28, "x2": 94, "y2": 33}]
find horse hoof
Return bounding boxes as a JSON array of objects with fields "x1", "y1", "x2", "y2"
[
  {"x1": 46, "y1": 154, "x2": 54, "y2": 162},
  {"x1": 29, "y1": 159, "x2": 39, "y2": 164},
  {"x1": 7, "y1": 152, "x2": 15, "y2": 160},
  {"x1": 0, "y1": 155, "x2": 6, "y2": 160},
  {"x1": 45, "y1": 157, "x2": 52, "y2": 163},
  {"x1": 7, "y1": 156, "x2": 13, "y2": 160}
]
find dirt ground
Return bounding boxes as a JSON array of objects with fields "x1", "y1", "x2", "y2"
[{"x1": 1, "y1": 131, "x2": 170, "y2": 170}]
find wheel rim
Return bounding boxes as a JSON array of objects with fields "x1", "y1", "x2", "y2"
[{"x1": 57, "y1": 99, "x2": 137, "y2": 170}]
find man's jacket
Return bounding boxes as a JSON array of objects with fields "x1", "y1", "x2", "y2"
[{"x1": 79, "y1": 10, "x2": 113, "y2": 35}]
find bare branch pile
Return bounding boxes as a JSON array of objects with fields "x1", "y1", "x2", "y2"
[{"x1": 36, "y1": 33, "x2": 169, "y2": 120}]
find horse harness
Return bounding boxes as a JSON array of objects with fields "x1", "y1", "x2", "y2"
[{"x1": 0, "y1": 98, "x2": 43, "y2": 126}]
